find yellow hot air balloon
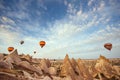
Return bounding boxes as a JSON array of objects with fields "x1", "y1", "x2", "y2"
[{"x1": 39, "y1": 41, "x2": 46, "y2": 48}]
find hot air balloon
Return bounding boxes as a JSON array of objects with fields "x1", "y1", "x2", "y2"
[
  {"x1": 34, "y1": 51, "x2": 36, "y2": 54},
  {"x1": 39, "y1": 41, "x2": 46, "y2": 48},
  {"x1": 8, "y1": 47, "x2": 14, "y2": 52},
  {"x1": 104, "y1": 43, "x2": 112, "y2": 51},
  {"x1": 20, "y1": 40, "x2": 24, "y2": 45}
]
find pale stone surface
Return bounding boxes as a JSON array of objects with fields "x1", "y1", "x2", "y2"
[
  {"x1": 49, "y1": 67, "x2": 57, "y2": 75},
  {"x1": 60, "y1": 54, "x2": 84, "y2": 80},
  {"x1": 0, "y1": 53, "x2": 4, "y2": 61},
  {"x1": 88, "y1": 65, "x2": 98, "y2": 78},
  {"x1": 17, "y1": 61, "x2": 42, "y2": 75},
  {"x1": 5, "y1": 49, "x2": 21, "y2": 64},
  {"x1": 0, "y1": 72, "x2": 18, "y2": 80},
  {"x1": 95, "y1": 55, "x2": 115, "y2": 78},
  {"x1": 21, "y1": 54, "x2": 32, "y2": 62},
  {"x1": 40, "y1": 59, "x2": 49, "y2": 74},
  {"x1": 0, "y1": 61, "x2": 12, "y2": 69},
  {"x1": 77, "y1": 58, "x2": 93, "y2": 80},
  {"x1": 40, "y1": 76, "x2": 52, "y2": 80},
  {"x1": 32, "y1": 58, "x2": 41, "y2": 63},
  {"x1": 113, "y1": 65, "x2": 120, "y2": 76},
  {"x1": 46, "y1": 59, "x2": 51, "y2": 68}
]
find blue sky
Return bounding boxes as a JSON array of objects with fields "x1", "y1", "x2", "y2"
[{"x1": 0, "y1": 0, "x2": 120, "y2": 59}]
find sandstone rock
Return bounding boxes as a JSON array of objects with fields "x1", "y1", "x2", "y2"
[
  {"x1": 41, "y1": 76, "x2": 52, "y2": 80},
  {"x1": 4, "y1": 56, "x2": 14, "y2": 69},
  {"x1": 60, "y1": 54, "x2": 71, "y2": 77},
  {"x1": 63, "y1": 76, "x2": 72, "y2": 80},
  {"x1": 77, "y1": 58, "x2": 93, "y2": 80},
  {"x1": 0, "y1": 53, "x2": 4, "y2": 61},
  {"x1": 5, "y1": 49, "x2": 21, "y2": 64},
  {"x1": 40, "y1": 59, "x2": 49, "y2": 74},
  {"x1": 95, "y1": 55, "x2": 115, "y2": 78},
  {"x1": 113, "y1": 66, "x2": 120, "y2": 76},
  {"x1": 32, "y1": 58, "x2": 41, "y2": 64},
  {"x1": 20, "y1": 54, "x2": 32, "y2": 62},
  {"x1": 22, "y1": 70, "x2": 33, "y2": 80},
  {"x1": 71, "y1": 58, "x2": 79, "y2": 75},
  {"x1": 17, "y1": 61, "x2": 34, "y2": 70},
  {"x1": 17, "y1": 61, "x2": 42, "y2": 75},
  {"x1": 33, "y1": 65, "x2": 43, "y2": 75},
  {"x1": 88, "y1": 65, "x2": 98, "y2": 78},
  {"x1": 0, "y1": 72, "x2": 18, "y2": 80},
  {"x1": 52, "y1": 76, "x2": 61, "y2": 80},
  {"x1": 33, "y1": 72, "x2": 41, "y2": 79},
  {"x1": 0, "y1": 61, "x2": 13, "y2": 69},
  {"x1": 46, "y1": 59, "x2": 51, "y2": 68},
  {"x1": 60, "y1": 54, "x2": 83, "y2": 80},
  {"x1": 49, "y1": 67, "x2": 57, "y2": 75}
]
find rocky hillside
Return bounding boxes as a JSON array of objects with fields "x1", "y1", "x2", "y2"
[{"x1": 0, "y1": 50, "x2": 120, "y2": 80}]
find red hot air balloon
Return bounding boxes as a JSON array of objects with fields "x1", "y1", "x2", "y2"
[
  {"x1": 8, "y1": 47, "x2": 14, "y2": 52},
  {"x1": 39, "y1": 41, "x2": 46, "y2": 48},
  {"x1": 104, "y1": 43, "x2": 112, "y2": 51}
]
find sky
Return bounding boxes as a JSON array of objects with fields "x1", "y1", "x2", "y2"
[{"x1": 0, "y1": 0, "x2": 120, "y2": 59}]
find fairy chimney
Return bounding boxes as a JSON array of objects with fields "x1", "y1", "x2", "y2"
[
  {"x1": 60, "y1": 54, "x2": 83, "y2": 80},
  {"x1": 5, "y1": 49, "x2": 21, "y2": 64},
  {"x1": 95, "y1": 55, "x2": 115, "y2": 78},
  {"x1": 77, "y1": 58, "x2": 93, "y2": 80}
]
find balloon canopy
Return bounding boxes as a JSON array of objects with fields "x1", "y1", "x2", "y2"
[
  {"x1": 104, "y1": 43, "x2": 112, "y2": 51},
  {"x1": 39, "y1": 41, "x2": 46, "y2": 48},
  {"x1": 34, "y1": 51, "x2": 36, "y2": 54},
  {"x1": 20, "y1": 40, "x2": 24, "y2": 45},
  {"x1": 8, "y1": 47, "x2": 14, "y2": 52}
]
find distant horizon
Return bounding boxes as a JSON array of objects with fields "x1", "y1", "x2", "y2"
[{"x1": 0, "y1": 50, "x2": 120, "y2": 59}]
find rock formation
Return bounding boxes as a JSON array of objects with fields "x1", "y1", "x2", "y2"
[
  {"x1": 5, "y1": 49, "x2": 21, "y2": 64},
  {"x1": 77, "y1": 58, "x2": 93, "y2": 80},
  {"x1": 95, "y1": 55, "x2": 119, "y2": 79},
  {"x1": 0, "y1": 53, "x2": 4, "y2": 61},
  {"x1": 0, "y1": 50, "x2": 120, "y2": 80}
]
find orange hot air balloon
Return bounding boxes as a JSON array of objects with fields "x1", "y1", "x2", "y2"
[
  {"x1": 39, "y1": 41, "x2": 46, "y2": 48},
  {"x1": 104, "y1": 43, "x2": 112, "y2": 51},
  {"x1": 8, "y1": 47, "x2": 14, "y2": 52}
]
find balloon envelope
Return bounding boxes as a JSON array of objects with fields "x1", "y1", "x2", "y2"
[
  {"x1": 104, "y1": 43, "x2": 112, "y2": 51},
  {"x1": 34, "y1": 51, "x2": 36, "y2": 54},
  {"x1": 8, "y1": 47, "x2": 14, "y2": 52},
  {"x1": 20, "y1": 40, "x2": 24, "y2": 45},
  {"x1": 39, "y1": 41, "x2": 46, "y2": 48}
]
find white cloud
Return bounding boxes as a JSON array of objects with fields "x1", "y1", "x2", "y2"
[
  {"x1": 77, "y1": 10, "x2": 82, "y2": 16},
  {"x1": 0, "y1": 25, "x2": 19, "y2": 46},
  {"x1": 6, "y1": 10, "x2": 30, "y2": 20},
  {"x1": 97, "y1": 1, "x2": 105, "y2": 11},
  {"x1": 93, "y1": 7, "x2": 97, "y2": 12},
  {"x1": 64, "y1": 0, "x2": 68, "y2": 6},
  {"x1": 1, "y1": 16, "x2": 15, "y2": 24},
  {"x1": 88, "y1": 0, "x2": 94, "y2": 6},
  {"x1": 66, "y1": 2, "x2": 77, "y2": 15}
]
